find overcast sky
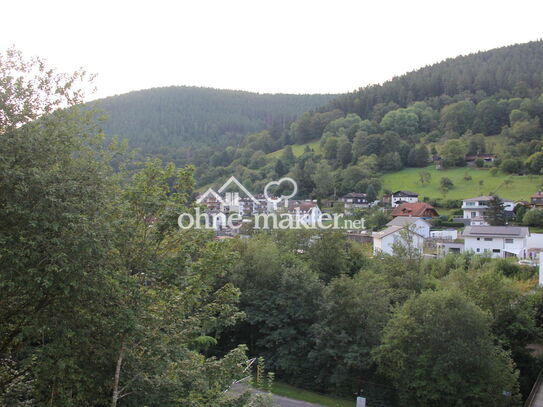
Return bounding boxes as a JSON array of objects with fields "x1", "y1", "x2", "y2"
[{"x1": 2, "y1": 0, "x2": 542, "y2": 100}]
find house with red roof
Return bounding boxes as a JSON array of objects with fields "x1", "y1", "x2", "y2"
[{"x1": 391, "y1": 202, "x2": 439, "y2": 219}]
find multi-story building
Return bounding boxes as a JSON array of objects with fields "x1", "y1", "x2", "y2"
[
  {"x1": 391, "y1": 190, "x2": 419, "y2": 207},
  {"x1": 461, "y1": 196, "x2": 515, "y2": 225},
  {"x1": 462, "y1": 225, "x2": 529, "y2": 258}
]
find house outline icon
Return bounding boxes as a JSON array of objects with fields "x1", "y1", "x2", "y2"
[{"x1": 217, "y1": 176, "x2": 259, "y2": 205}]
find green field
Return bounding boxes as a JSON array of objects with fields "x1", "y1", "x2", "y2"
[
  {"x1": 382, "y1": 166, "x2": 541, "y2": 201},
  {"x1": 267, "y1": 140, "x2": 321, "y2": 158},
  {"x1": 272, "y1": 382, "x2": 354, "y2": 407}
]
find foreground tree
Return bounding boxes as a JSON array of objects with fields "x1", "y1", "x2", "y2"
[
  {"x1": 374, "y1": 289, "x2": 520, "y2": 406},
  {"x1": 0, "y1": 48, "x2": 254, "y2": 407},
  {"x1": 485, "y1": 194, "x2": 507, "y2": 226}
]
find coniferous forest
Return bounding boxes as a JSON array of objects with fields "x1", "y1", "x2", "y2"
[{"x1": 97, "y1": 41, "x2": 543, "y2": 199}]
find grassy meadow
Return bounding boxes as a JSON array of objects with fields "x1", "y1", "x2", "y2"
[
  {"x1": 267, "y1": 140, "x2": 321, "y2": 158},
  {"x1": 382, "y1": 166, "x2": 541, "y2": 201}
]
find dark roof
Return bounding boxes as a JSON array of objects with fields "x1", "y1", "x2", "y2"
[
  {"x1": 391, "y1": 202, "x2": 438, "y2": 218},
  {"x1": 392, "y1": 190, "x2": 418, "y2": 197},
  {"x1": 462, "y1": 226, "x2": 529, "y2": 238}
]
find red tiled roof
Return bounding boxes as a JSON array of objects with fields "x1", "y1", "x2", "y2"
[{"x1": 391, "y1": 202, "x2": 439, "y2": 218}]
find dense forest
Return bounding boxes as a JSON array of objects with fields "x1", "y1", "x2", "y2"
[
  {"x1": 95, "y1": 86, "x2": 336, "y2": 165},
  {"x1": 96, "y1": 40, "x2": 543, "y2": 198}
]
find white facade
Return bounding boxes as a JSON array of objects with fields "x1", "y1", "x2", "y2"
[
  {"x1": 373, "y1": 225, "x2": 425, "y2": 255},
  {"x1": 391, "y1": 191, "x2": 419, "y2": 208},
  {"x1": 462, "y1": 196, "x2": 515, "y2": 226},
  {"x1": 387, "y1": 217, "x2": 430, "y2": 238},
  {"x1": 462, "y1": 226, "x2": 529, "y2": 258}
]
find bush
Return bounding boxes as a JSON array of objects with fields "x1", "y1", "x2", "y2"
[
  {"x1": 523, "y1": 209, "x2": 543, "y2": 227},
  {"x1": 475, "y1": 158, "x2": 484, "y2": 168},
  {"x1": 440, "y1": 177, "x2": 454, "y2": 191},
  {"x1": 444, "y1": 199, "x2": 461, "y2": 209},
  {"x1": 500, "y1": 158, "x2": 523, "y2": 174}
]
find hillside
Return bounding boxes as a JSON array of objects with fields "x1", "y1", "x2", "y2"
[
  {"x1": 382, "y1": 166, "x2": 540, "y2": 202},
  {"x1": 94, "y1": 41, "x2": 543, "y2": 201},
  {"x1": 94, "y1": 86, "x2": 336, "y2": 165},
  {"x1": 198, "y1": 40, "x2": 543, "y2": 199}
]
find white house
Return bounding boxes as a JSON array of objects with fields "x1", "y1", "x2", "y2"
[
  {"x1": 461, "y1": 196, "x2": 515, "y2": 226},
  {"x1": 462, "y1": 226, "x2": 529, "y2": 258},
  {"x1": 386, "y1": 217, "x2": 430, "y2": 238},
  {"x1": 287, "y1": 200, "x2": 323, "y2": 225},
  {"x1": 373, "y1": 225, "x2": 425, "y2": 255},
  {"x1": 391, "y1": 191, "x2": 419, "y2": 207}
]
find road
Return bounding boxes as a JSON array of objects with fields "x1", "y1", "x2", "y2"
[
  {"x1": 229, "y1": 383, "x2": 326, "y2": 407},
  {"x1": 270, "y1": 393, "x2": 326, "y2": 407}
]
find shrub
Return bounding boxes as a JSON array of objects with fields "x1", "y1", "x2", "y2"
[{"x1": 523, "y1": 209, "x2": 543, "y2": 227}]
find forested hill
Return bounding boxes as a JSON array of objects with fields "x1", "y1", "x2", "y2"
[
  {"x1": 326, "y1": 40, "x2": 543, "y2": 120},
  {"x1": 190, "y1": 40, "x2": 543, "y2": 195},
  {"x1": 94, "y1": 86, "x2": 336, "y2": 161}
]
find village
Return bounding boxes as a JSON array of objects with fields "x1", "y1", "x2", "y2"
[{"x1": 197, "y1": 184, "x2": 543, "y2": 267}]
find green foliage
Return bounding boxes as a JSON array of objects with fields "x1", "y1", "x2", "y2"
[
  {"x1": 310, "y1": 271, "x2": 391, "y2": 393},
  {"x1": 439, "y1": 176, "x2": 454, "y2": 193},
  {"x1": 0, "y1": 49, "x2": 254, "y2": 407},
  {"x1": 374, "y1": 289, "x2": 521, "y2": 406},
  {"x1": 523, "y1": 208, "x2": 543, "y2": 226},
  {"x1": 526, "y1": 151, "x2": 543, "y2": 174},
  {"x1": 440, "y1": 139, "x2": 468, "y2": 167},
  {"x1": 485, "y1": 194, "x2": 507, "y2": 226},
  {"x1": 440, "y1": 100, "x2": 476, "y2": 134}
]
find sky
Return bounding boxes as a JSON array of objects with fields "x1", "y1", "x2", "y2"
[{"x1": 2, "y1": 0, "x2": 543, "y2": 101}]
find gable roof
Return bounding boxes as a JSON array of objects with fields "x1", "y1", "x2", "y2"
[
  {"x1": 462, "y1": 226, "x2": 529, "y2": 238},
  {"x1": 392, "y1": 190, "x2": 418, "y2": 197},
  {"x1": 391, "y1": 202, "x2": 438, "y2": 218},
  {"x1": 387, "y1": 217, "x2": 430, "y2": 228},
  {"x1": 218, "y1": 176, "x2": 259, "y2": 204},
  {"x1": 373, "y1": 225, "x2": 424, "y2": 239},
  {"x1": 463, "y1": 195, "x2": 513, "y2": 203}
]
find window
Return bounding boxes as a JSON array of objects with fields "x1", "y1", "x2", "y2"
[
  {"x1": 484, "y1": 237, "x2": 493, "y2": 241},
  {"x1": 493, "y1": 249, "x2": 500, "y2": 253},
  {"x1": 476, "y1": 248, "x2": 480, "y2": 252},
  {"x1": 505, "y1": 238, "x2": 514, "y2": 244},
  {"x1": 471, "y1": 212, "x2": 477, "y2": 218},
  {"x1": 476, "y1": 237, "x2": 480, "y2": 241}
]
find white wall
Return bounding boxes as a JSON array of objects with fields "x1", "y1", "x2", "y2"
[
  {"x1": 374, "y1": 231, "x2": 424, "y2": 255},
  {"x1": 391, "y1": 196, "x2": 418, "y2": 207},
  {"x1": 464, "y1": 236, "x2": 526, "y2": 258}
]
